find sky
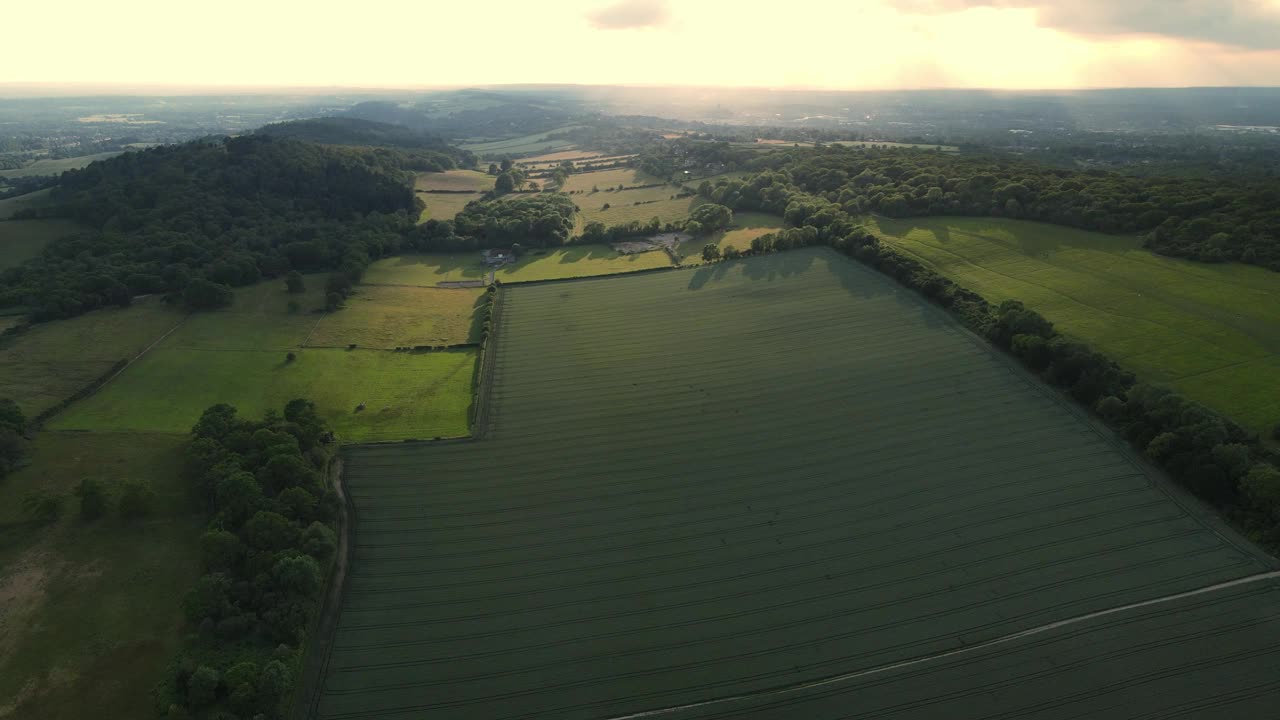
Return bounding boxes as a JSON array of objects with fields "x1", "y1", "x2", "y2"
[{"x1": 4, "y1": 0, "x2": 1280, "y2": 90}]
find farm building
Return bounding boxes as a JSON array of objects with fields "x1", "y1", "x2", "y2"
[{"x1": 482, "y1": 248, "x2": 515, "y2": 267}]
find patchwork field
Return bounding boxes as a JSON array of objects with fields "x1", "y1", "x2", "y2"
[
  {"x1": 0, "y1": 219, "x2": 83, "y2": 269},
  {"x1": 313, "y1": 249, "x2": 1277, "y2": 720},
  {"x1": 872, "y1": 216, "x2": 1280, "y2": 433},
  {"x1": 559, "y1": 168, "x2": 666, "y2": 194},
  {"x1": 0, "y1": 432, "x2": 202, "y2": 720},
  {"x1": 0, "y1": 298, "x2": 184, "y2": 419},
  {"x1": 460, "y1": 127, "x2": 581, "y2": 157},
  {"x1": 364, "y1": 245, "x2": 673, "y2": 287}
]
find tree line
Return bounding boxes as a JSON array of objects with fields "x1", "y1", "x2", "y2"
[{"x1": 156, "y1": 401, "x2": 339, "y2": 719}]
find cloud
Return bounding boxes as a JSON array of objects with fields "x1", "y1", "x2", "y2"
[
  {"x1": 895, "y1": 0, "x2": 1280, "y2": 49},
  {"x1": 586, "y1": 0, "x2": 670, "y2": 29}
]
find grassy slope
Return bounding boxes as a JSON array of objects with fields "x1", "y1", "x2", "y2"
[
  {"x1": 0, "y1": 220, "x2": 83, "y2": 270},
  {"x1": 418, "y1": 192, "x2": 480, "y2": 223},
  {"x1": 460, "y1": 127, "x2": 580, "y2": 156},
  {"x1": 306, "y1": 285, "x2": 485, "y2": 348},
  {"x1": 0, "y1": 152, "x2": 122, "y2": 179},
  {"x1": 365, "y1": 244, "x2": 673, "y2": 287},
  {"x1": 0, "y1": 298, "x2": 184, "y2": 419},
  {"x1": 0, "y1": 432, "x2": 200, "y2": 720},
  {"x1": 872, "y1": 216, "x2": 1280, "y2": 432},
  {"x1": 318, "y1": 249, "x2": 1275, "y2": 719}
]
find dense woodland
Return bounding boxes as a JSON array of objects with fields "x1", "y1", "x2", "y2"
[
  {"x1": 450, "y1": 193, "x2": 576, "y2": 248},
  {"x1": 158, "y1": 401, "x2": 338, "y2": 720},
  {"x1": 2, "y1": 136, "x2": 420, "y2": 320},
  {"x1": 255, "y1": 117, "x2": 476, "y2": 171}
]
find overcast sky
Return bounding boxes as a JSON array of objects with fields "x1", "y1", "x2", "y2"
[{"x1": 6, "y1": 0, "x2": 1280, "y2": 89}]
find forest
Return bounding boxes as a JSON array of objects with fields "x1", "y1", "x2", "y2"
[
  {"x1": 255, "y1": 117, "x2": 476, "y2": 172},
  {"x1": 1, "y1": 136, "x2": 420, "y2": 320}
]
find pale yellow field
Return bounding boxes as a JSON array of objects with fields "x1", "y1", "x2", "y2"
[
  {"x1": 419, "y1": 192, "x2": 483, "y2": 222},
  {"x1": 414, "y1": 169, "x2": 495, "y2": 192}
]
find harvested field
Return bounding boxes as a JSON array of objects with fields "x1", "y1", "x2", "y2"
[{"x1": 313, "y1": 248, "x2": 1276, "y2": 720}]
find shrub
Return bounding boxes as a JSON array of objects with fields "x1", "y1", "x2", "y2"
[
  {"x1": 75, "y1": 478, "x2": 108, "y2": 521},
  {"x1": 118, "y1": 479, "x2": 156, "y2": 521}
]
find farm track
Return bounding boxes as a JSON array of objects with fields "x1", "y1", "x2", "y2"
[{"x1": 313, "y1": 248, "x2": 1280, "y2": 720}]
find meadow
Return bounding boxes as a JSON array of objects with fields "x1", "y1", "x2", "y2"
[
  {"x1": 306, "y1": 285, "x2": 485, "y2": 349},
  {"x1": 872, "y1": 216, "x2": 1280, "y2": 433},
  {"x1": 49, "y1": 347, "x2": 475, "y2": 442},
  {"x1": 417, "y1": 192, "x2": 479, "y2": 222},
  {"x1": 0, "y1": 297, "x2": 184, "y2": 419},
  {"x1": 313, "y1": 249, "x2": 1276, "y2": 720},
  {"x1": 0, "y1": 219, "x2": 83, "y2": 269},
  {"x1": 558, "y1": 168, "x2": 666, "y2": 194},
  {"x1": 0, "y1": 432, "x2": 202, "y2": 720},
  {"x1": 577, "y1": 194, "x2": 706, "y2": 227},
  {"x1": 364, "y1": 245, "x2": 673, "y2": 286}
]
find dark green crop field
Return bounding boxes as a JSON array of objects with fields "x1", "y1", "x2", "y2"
[{"x1": 314, "y1": 249, "x2": 1278, "y2": 720}]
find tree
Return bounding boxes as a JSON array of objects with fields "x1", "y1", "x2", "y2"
[
  {"x1": 690, "y1": 203, "x2": 733, "y2": 233},
  {"x1": 22, "y1": 490, "x2": 64, "y2": 523},
  {"x1": 186, "y1": 665, "x2": 221, "y2": 708},
  {"x1": 75, "y1": 478, "x2": 108, "y2": 521},
  {"x1": 286, "y1": 351, "x2": 297, "y2": 363},
  {"x1": 701, "y1": 244, "x2": 722, "y2": 262},
  {"x1": 301, "y1": 521, "x2": 337, "y2": 560},
  {"x1": 118, "y1": 479, "x2": 156, "y2": 521},
  {"x1": 287, "y1": 299, "x2": 300, "y2": 314},
  {"x1": 0, "y1": 398, "x2": 24, "y2": 434},
  {"x1": 494, "y1": 172, "x2": 515, "y2": 195},
  {"x1": 285, "y1": 271, "x2": 306, "y2": 294},
  {"x1": 200, "y1": 529, "x2": 244, "y2": 572},
  {"x1": 325, "y1": 292, "x2": 344, "y2": 312},
  {"x1": 243, "y1": 511, "x2": 298, "y2": 552},
  {"x1": 183, "y1": 279, "x2": 234, "y2": 311}
]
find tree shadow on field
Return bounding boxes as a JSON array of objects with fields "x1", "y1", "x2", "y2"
[
  {"x1": 688, "y1": 259, "x2": 733, "y2": 290},
  {"x1": 741, "y1": 249, "x2": 817, "y2": 283}
]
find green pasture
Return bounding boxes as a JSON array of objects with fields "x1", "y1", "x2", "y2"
[
  {"x1": 0, "y1": 219, "x2": 83, "y2": 270},
  {"x1": 316, "y1": 249, "x2": 1271, "y2": 720},
  {"x1": 364, "y1": 245, "x2": 673, "y2": 287},
  {"x1": 49, "y1": 347, "x2": 475, "y2": 442},
  {"x1": 577, "y1": 194, "x2": 706, "y2": 227},
  {"x1": 306, "y1": 285, "x2": 485, "y2": 349},
  {"x1": 872, "y1": 216, "x2": 1280, "y2": 432},
  {"x1": 0, "y1": 432, "x2": 201, "y2": 720},
  {"x1": 559, "y1": 168, "x2": 665, "y2": 194},
  {"x1": 460, "y1": 127, "x2": 581, "y2": 157},
  {"x1": 0, "y1": 298, "x2": 184, "y2": 419},
  {"x1": 414, "y1": 170, "x2": 494, "y2": 193}
]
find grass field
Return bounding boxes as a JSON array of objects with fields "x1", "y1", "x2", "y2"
[
  {"x1": 414, "y1": 170, "x2": 494, "y2": 193},
  {"x1": 418, "y1": 192, "x2": 480, "y2": 222},
  {"x1": 0, "y1": 219, "x2": 82, "y2": 270},
  {"x1": 0, "y1": 298, "x2": 184, "y2": 419},
  {"x1": 365, "y1": 245, "x2": 674, "y2": 286},
  {"x1": 577, "y1": 194, "x2": 707, "y2": 227},
  {"x1": 675, "y1": 212, "x2": 785, "y2": 263},
  {"x1": 49, "y1": 347, "x2": 475, "y2": 442},
  {"x1": 0, "y1": 189, "x2": 53, "y2": 220},
  {"x1": 0, "y1": 152, "x2": 122, "y2": 179},
  {"x1": 306, "y1": 286, "x2": 485, "y2": 349},
  {"x1": 872, "y1": 216, "x2": 1280, "y2": 433},
  {"x1": 460, "y1": 127, "x2": 581, "y2": 157},
  {"x1": 559, "y1": 168, "x2": 666, "y2": 194},
  {"x1": 313, "y1": 249, "x2": 1275, "y2": 720},
  {"x1": 0, "y1": 432, "x2": 202, "y2": 720}
]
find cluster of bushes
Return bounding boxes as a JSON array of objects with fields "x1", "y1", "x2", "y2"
[
  {"x1": 452, "y1": 193, "x2": 576, "y2": 248},
  {"x1": 577, "y1": 217, "x2": 683, "y2": 244},
  {"x1": 707, "y1": 170, "x2": 1280, "y2": 551},
  {"x1": 2, "y1": 135, "x2": 419, "y2": 322},
  {"x1": 156, "y1": 401, "x2": 339, "y2": 720},
  {"x1": 741, "y1": 146, "x2": 1280, "y2": 270}
]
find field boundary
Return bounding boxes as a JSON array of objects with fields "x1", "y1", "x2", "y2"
[
  {"x1": 497, "y1": 263, "x2": 682, "y2": 288},
  {"x1": 291, "y1": 455, "x2": 352, "y2": 720},
  {"x1": 470, "y1": 287, "x2": 506, "y2": 439}
]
